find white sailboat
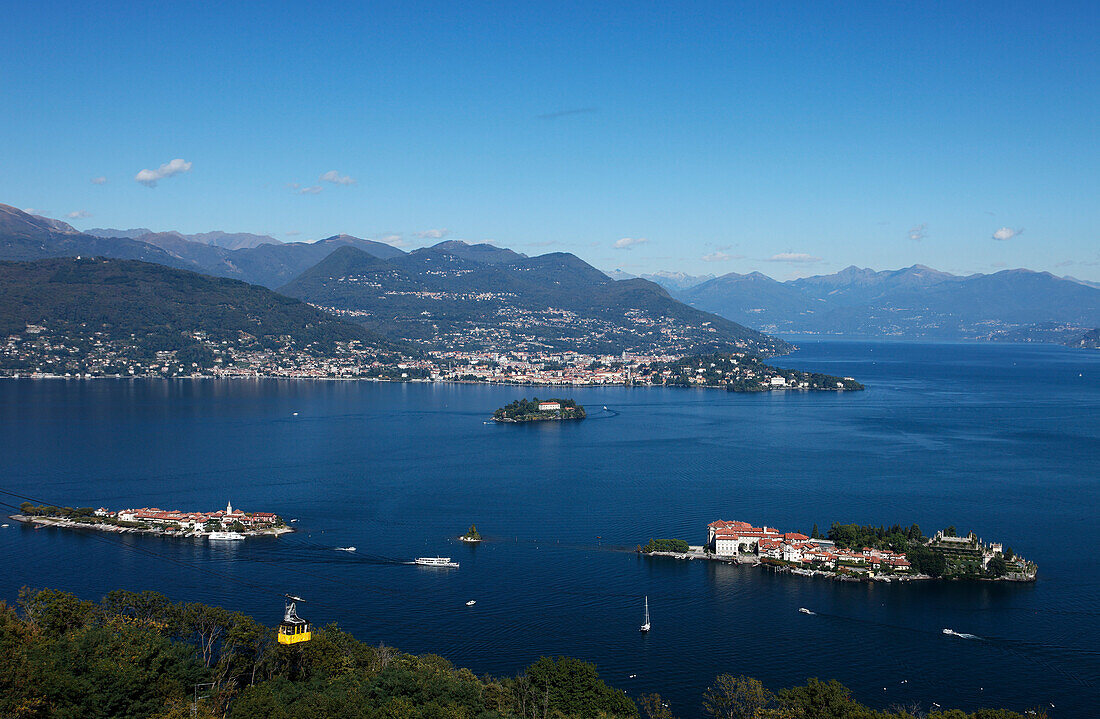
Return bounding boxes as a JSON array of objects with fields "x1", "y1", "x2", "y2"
[{"x1": 640, "y1": 596, "x2": 651, "y2": 632}]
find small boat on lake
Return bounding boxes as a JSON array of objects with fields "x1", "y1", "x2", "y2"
[
  {"x1": 336, "y1": 546, "x2": 356, "y2": 552},
  {"x1": 640, "y1": 596, "x2": 651, "y2": 632},
  {"x1": 466, "y1": 600, "x2": 476, "y2": 606},
  {"x1": 415, "y1": 556, "x2": 459, "y2": 568},
  {"x1": 799, "y1": 607, "x2": 814, "y2": 615}
]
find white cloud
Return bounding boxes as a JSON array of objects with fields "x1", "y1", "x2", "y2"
[
  {"x1": 320, "y1": 170, "x2": 355, "y2": 185},
  {"x1": 284, "y1": 231, "x2": 302, "y2": 237},
  {"x1": 767, "y1": 252, "x2": 823, "y2": 263},
  {"x1": 66, "y1": 210, "x2": 91, "y2": 219},
  {"x1": 908, "y1": 223, "x2": 927, "y2": 241},
  {"x1": 613, "y1": 237, "x2": 648, "y2": 249},
  {"x1": 992, "y1": 227, "x2": 1022, "y2": 241},
  {"x1": 702, "y1": 251, "x2": 733, "y2": 262},
  {"x1": 377, "y1": 234, "x2": 407, "y2": 247},
  {"x1": 90, "y1": 176, "x2": 107, "y2": 185},
  {"x1": 416, "y1": 228, "x2": 450, "y2": 239},
  {"x1": 296, "y1": 185, "x2": 323, "y2": 195},
  {"x1": 135, "y1": 158, "x2": 192, "y2": 187},
  {"x1": 23, "y1": 208, "x2": 42, "y2": 215}
]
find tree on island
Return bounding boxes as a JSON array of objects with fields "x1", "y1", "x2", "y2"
[{"x1": 462, "y1": 524, "x2": 482, "y2": 541}]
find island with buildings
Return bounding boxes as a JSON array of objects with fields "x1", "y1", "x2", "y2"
[
  {"x1": 492, "y1": 398, "x2": 586, "y2": 422},
  {"x1": 641, "y1": 519, "x2": 1036, "y2": 582},
  {"x1": 12, "y1": 500, "x2": 292, "y2": 539}
]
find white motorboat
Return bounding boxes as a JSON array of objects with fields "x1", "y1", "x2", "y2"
[
  {"x1": 336, "y1": 546, "x2": 356, "y2": 552},
  {"x1": 798, "y1": 607, "x2": 814, "y2": 615},
  {"x1": 466, "y1": 600, "x2": 476, "y2": 606},
  {"x1": 640, "y1": 596, "x2": 651, "y2": 632},
  {"x1": 415, "y1": 556, "x2": 459, "y2": 568},
  {"x1": 207, "y1": 531, "x2": 245, "y2": 541}
]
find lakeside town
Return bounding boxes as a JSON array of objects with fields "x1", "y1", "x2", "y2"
[
  {"x1": 642, "y1": 519, "x2": 1037, "y2": 582},
  {"x1": 12, "y1": 500, "x2": 292, "y2": 539},
  {"x1": 0, "y1": 326, "x2": 862, "y2": 392}
]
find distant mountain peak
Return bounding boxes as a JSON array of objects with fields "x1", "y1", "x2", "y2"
[
  {"x1": 0, "y1": 204, "x2": 80, "y2": 236},
  {"x1": 427, "y1": 240, "x2": 528, "y2": 265}
]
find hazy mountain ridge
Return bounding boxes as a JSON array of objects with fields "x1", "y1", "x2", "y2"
[
  {"x1": 0, "y1": 207, "x2": 406, "y2": 288},
  {"x1": 86, "y1": 227, "x2": 281, "y2": 250},
  {"x1": 675, "y1": 264, "x2": 1100, "y2": 340},
  {"x1": 0, "y1": 204, "x2": 200, "y2": 270}
]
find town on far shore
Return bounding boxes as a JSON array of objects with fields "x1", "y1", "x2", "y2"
[
  {"x1": 4, "y1": 334, "x2": 864, "y2": 393},
  {"x1": 12, "y1": 500, "x2": 292, "y2": 539},
  {"x1": 641, "y1": 519, "x2": 1037, "y2": 582}
]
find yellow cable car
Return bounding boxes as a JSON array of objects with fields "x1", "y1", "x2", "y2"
[{"x1": 277, "y1": 594, "x2": 312, "y2": 645}]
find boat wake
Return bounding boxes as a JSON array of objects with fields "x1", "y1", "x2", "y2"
[{"x1": 335, "y1": 546, "x2": 356, "y2": 552}]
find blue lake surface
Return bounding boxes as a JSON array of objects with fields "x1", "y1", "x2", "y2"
[{"x1": 2, "y1": 341, "x2": 1098, "y2": 717}]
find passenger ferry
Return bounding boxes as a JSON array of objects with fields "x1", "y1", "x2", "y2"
[
  {"x1": 207, "y1": 531, "x2": 245, "y2": 541},
  {"x1": 415, "y1": 556, "x2": 459, "y2": 568}
]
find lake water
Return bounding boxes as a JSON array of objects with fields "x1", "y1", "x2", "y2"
[{"x1": 2, "y1": 341, "x2": 1098, "y2": 717}]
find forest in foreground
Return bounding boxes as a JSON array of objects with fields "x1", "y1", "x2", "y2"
[{"x1": 0, "y1": 588, "x2": 1044, "y2": 719}]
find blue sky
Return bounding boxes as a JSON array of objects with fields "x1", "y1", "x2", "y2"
[{"x1": 2, "y1": 1, "x2": 1098, "y2": 279}]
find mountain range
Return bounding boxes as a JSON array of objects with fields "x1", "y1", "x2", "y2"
[
  {"x1": 85, "y1": 228, "x2": 280, "y2": 250},
  {"x1": 279, "y1": 244, "x2": 787, "y2": 355},
  {"x1": 4, "y1": 203, "x2": 1097, "y2": 350},
  {"x1": 666, "y1": 264, "x2": 1100, "y2": 341},
  {"x1": 0, "y1": 204, "x2": 785, "y2": 356}
]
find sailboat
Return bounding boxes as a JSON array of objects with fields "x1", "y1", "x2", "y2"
[{"x1": 640, "y1": 596, "x2": 651, "y2": 632}]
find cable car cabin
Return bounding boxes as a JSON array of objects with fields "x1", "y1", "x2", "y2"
[{"x1": 277, "y1": 595, "x2": 312, "y2": 645}]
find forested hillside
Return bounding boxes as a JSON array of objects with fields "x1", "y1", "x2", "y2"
[
  {"x1": 0, "y1": 588, "x2": 1042, "y2": 719},
  {"x1": 280, "y1": 245, "x2": 791, "y2": 356},
  {"x1": 0, "y1": 257, "x2": 394, "y2": 376}
]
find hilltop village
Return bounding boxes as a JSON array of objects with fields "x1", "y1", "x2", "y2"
[
  {"x1": 13, "y1": 500, "x2": 290, "y2": 538},
  {"x1": 643, "y1": 519, "x2": 1036, "y2": 582}
]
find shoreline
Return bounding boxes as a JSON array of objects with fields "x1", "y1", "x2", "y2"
[
  {"x1": 0, "y1": 375, "x2": 863, "y2": 393},
  {"x1": 9, "y1": 514, "x2": 294, "y2": 539},
  {"x1": 643, "y1": 550, "x2": 1035, "y2": 583}
]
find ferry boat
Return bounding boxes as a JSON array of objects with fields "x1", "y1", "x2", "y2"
[
  {"x1": 415, "y1": 556, "x2": 459, "y2": 568},
  {"x1": 207, "y1": 531, "x2": 245, "y2": 541}
]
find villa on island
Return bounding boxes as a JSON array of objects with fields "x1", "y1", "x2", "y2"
[
  {"x1": 707, "y1": 520, "x2": 912, "y2": 572},
  {"x1": 696, "y1": 519, "x2": 1035, "y2": 580}
]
